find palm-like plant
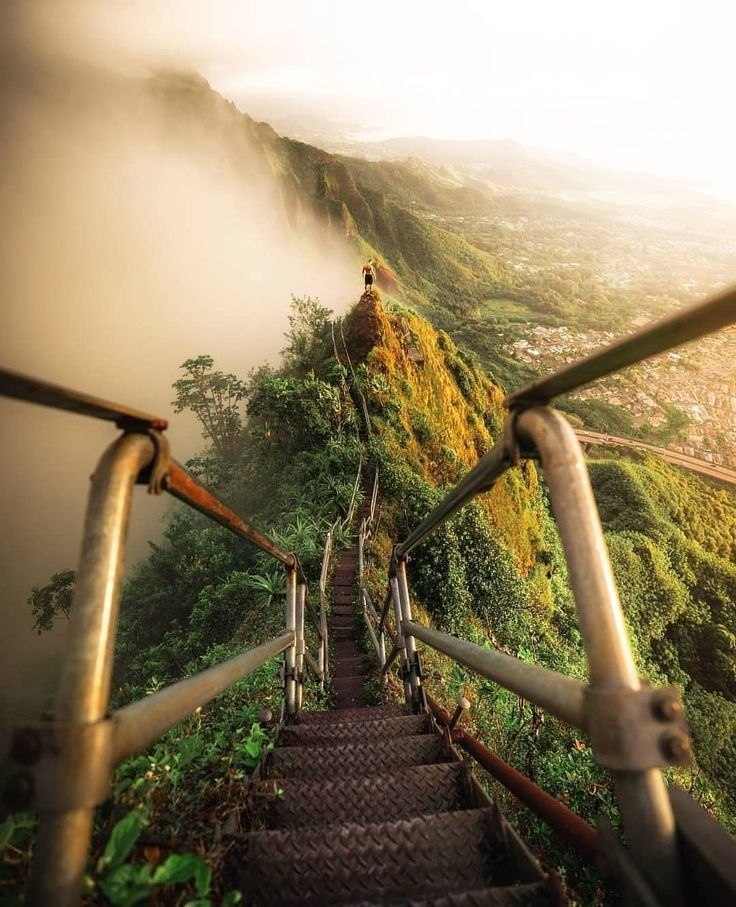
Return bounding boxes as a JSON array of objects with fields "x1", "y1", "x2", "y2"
[{"x1": 245, "y1": 570, "x2": 286, "y2": 608}]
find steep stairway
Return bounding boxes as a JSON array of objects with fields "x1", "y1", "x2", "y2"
[
  {"x1": 330, "y1": 537, "x2": 369, "y2": 709},
  {"x1": 238, "y1": 506, "x2": 560, "y2": 905}
]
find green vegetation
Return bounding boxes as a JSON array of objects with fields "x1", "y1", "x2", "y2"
[
  {"x1": 5, "y1": 73, "x2": 736, "y2": 900},
  {"x1": 350, "y1": 297, "x2": 736, "y2": 899},
  {"x1": 6, "y1": 290, "x2": 736, "y2": 903},
  {"x1": 3, "y1": 297, "x2": 357, "y2": 902}
]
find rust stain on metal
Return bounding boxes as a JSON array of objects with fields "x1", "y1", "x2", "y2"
[
  {"x1": 427, "y1": 692, "x2": 599, "y2": 864},
  {"x1": 165, "y1": 462, "x2": 295, "y2": 567}
]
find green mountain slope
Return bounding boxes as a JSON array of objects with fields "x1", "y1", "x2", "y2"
[
  {"x1": 6, "y1": 72, "x2": 735, "y2": 900},
  {"x1": 345, "y1": 294, "x2": 736, "y2": 842}
]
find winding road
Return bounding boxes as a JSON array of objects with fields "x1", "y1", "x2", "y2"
[{"x1": 574, "y1": 429, "x2": 736, "y2": 486}]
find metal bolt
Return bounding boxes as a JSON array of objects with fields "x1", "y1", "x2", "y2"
[
  {"x1": 661, "y1": 731, "x2": 692, "y2": 763},
  {"x1": 10, "y1": 728, "x2": 42, "y2": 765},
  {"x1": 448, "y1": 697, "x2": 471, "y2": 732},
  {"x1": 3, "y1": 771, "x2": 35, "y2": 811},
  {"x1": 651, "y1": 692, "x2": 683, "y2": 722}
]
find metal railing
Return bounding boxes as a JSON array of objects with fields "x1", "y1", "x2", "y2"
[
  {"x1": 0, "y1": 368, "x2": 324, "y2": 907},
  {"x1": 4, "y1": 283, "x2": 735, "y2": 905},
  {"x1": 360, "y1": 287, "x2": 736, "y2": 907}
]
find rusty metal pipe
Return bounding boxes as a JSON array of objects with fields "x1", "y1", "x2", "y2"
[
  {"x1": 165, "y1": 460, "x2": 295, "y2": 568},
  {"x1": 448, "y1": 697, "x2": 470, "y2": 732},
  {"x1": 405, "y1": 620, "x2": 586, "y2": 728},
  {"x1": 506, "y1": 285, "x2": 736, "y2": 409},
  {"x1": 304, "y1": 648, "x2": 323, "y2": 682},
  {"x1": 427, "y1": 693, "x2": 599, "y2": 864},
  {"x1": 113, "y1": 632, "x2": 294, "y2": 763},
  {"x1": 27, "y1": 432, "x2": 156, "y2": 907},
  {"x1": 0, "y1": 366, "x2": 167, "y2": 430}
]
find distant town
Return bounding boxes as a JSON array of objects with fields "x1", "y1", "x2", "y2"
[{"x1": 509, "y1": 318, "x2": 736, "y2": 468}]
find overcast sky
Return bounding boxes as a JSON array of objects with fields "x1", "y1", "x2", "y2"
[{"x1": 15, "y1": 1, "x2": 736, "y2": 198}]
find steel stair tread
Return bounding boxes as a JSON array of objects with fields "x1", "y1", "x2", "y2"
[
  {"x1": 268, "y1": 734, "x2": 448, "y2": 779},
  {"x1": 280, "y1": 714, "x2": 429, "y2": 747},
  {"x1": 269, "y1": 762, "x2": 469, "y2": 829},
  {"x1": 296, "y1": 705, "x2": 408, "y2": 725},
  {"x1": 240, "y1": 808, "x2": 514, "y2": 906},
  {"x1": 346, "y1": 883, "x2": 557, "y2": 906}
]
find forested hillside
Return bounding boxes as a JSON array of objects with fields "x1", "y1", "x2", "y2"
[
  {"x1": 347, "y1": 294, "x2": 736, "y2": 840},
  {"x1": 6, "y1": 289, "x2": 736, "y2": 901},
  {"x1": 4, "y1": 71, "x2": 736, "y2": 903}
]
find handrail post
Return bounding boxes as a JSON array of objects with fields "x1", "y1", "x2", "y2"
[
  {"x1": 377, "y1": 608, "x2": 387, "y2": 672},
  {"x1": 319, "y1": 528, "x2": 332, "y2": 684},
  {"x1": 295, "y1": 579, "x2": 306, "y2": 713},
  {"x1": 515, "y1": 406, "x2": 684, "y2": 905},
  {"x1": 284, "y1": 565, "x2": 298, "y2": 717},
  {"x1": 26, "y1": 432, "x2": 156, "y2": 907},
  {"x1": 369, "y1": 468, "x2": 379, "y2": 524},
  {"x1": 395, "y1": 558, "x2": 421, "y2": 710},
  {"x1": 389, "y1": 576, "x2": 412, "y2": 705}
]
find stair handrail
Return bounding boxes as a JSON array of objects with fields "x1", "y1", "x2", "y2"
[
  {"x1": 390, "y1": 409, "x2": 687, "y2": 902},
  {"x1": 338, "y1": 315, "x2": 373, "y2": 438},
  {"x1": 368, "y1": 466, "x2": 380, "y2": 526},
  {"x1": 0, "y1": 369, "x2": 315, "y2": 907},
  {"x1": 357, "y1": 517, "x2": 387, "y2": 671},
  {"x1": 384, "y1": 287, "x2": 736, "y2": 905},
  {"x1": 318, "y1": 524, "x2": 334, "y2": 680}
]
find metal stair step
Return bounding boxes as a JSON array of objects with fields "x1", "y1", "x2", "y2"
[
  {"x1": 268, "y1": 734, "x2": 448, "y2": 780},
  {"x1": 333, "y1": 649, "x2": 362, "y2": 661},
  {"x1": 270, "y1": 762, "x2": 469, "y2": 829},
  {"x1": 334, "y1": 692, "x2": 369, "y2": 708},
  {"x1": 280, "y1": 714, "x2": 428, "y2": 748},
  {"x1": 240, "y1": 808, "x2": 513, "y2": 905},
  {"x1": 333, "y1": 658, "x2": 370, "y2": 677},
  {"x1": 332, "y1": 676, "x2": 367, "y2": 693},
  {"x1": 296, "y1": 705, "x2": 407, "y2": 725},
  {"x1": 349, "y1": 883, "x2": 557, "y2": 906}
]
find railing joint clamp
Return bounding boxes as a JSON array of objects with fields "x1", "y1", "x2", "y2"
[
  {"x1": 134, "y1": 429, "x2": 171, "y2": 494},
  {"x1": 3, "y1": 718, "x2": 114, "y2": 813},
  {"x1": 501, "y1": 410, "x2": 539, "y2": 468},
  {"x1": 586, "y1": 685, "x2": 691, "y2": 772}
]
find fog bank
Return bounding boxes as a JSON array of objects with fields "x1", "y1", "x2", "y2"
[{"x1": 0, "y1": 3, "x2": 356, "y2": 734}]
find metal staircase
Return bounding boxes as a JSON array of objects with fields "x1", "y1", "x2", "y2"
[
  {"x1": 240, "y1": 534, "x2": 559, "y2": 906},
  {"x1": 3, "y1": 286, "x2": 736, "y2": 904}
]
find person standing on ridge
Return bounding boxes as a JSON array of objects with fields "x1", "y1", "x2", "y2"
[{"x1": 362, "y1": 259, "x2": 375, "y2": 294}]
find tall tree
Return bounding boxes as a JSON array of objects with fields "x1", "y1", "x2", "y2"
[
  {"x1": 172, "y1": 355, "x2": 247, "y2": 461},
  {"x1": 28, "y1": 569, "x2": 75, "y2": 633}
]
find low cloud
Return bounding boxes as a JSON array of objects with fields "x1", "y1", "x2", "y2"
[{"x1": 0, "y1": 2, "x2": 357, "y2": 729}]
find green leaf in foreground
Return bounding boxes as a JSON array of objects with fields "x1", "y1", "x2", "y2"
[
  {"x1": 98, "y1": 863, "x2": 152, "y2": 907},
  {"x1": 97, "y1": 811, "x2": 147, "y2": 873},
  {"x1": 152, "y1": 852, "x2": 212, "y2": 894}
]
